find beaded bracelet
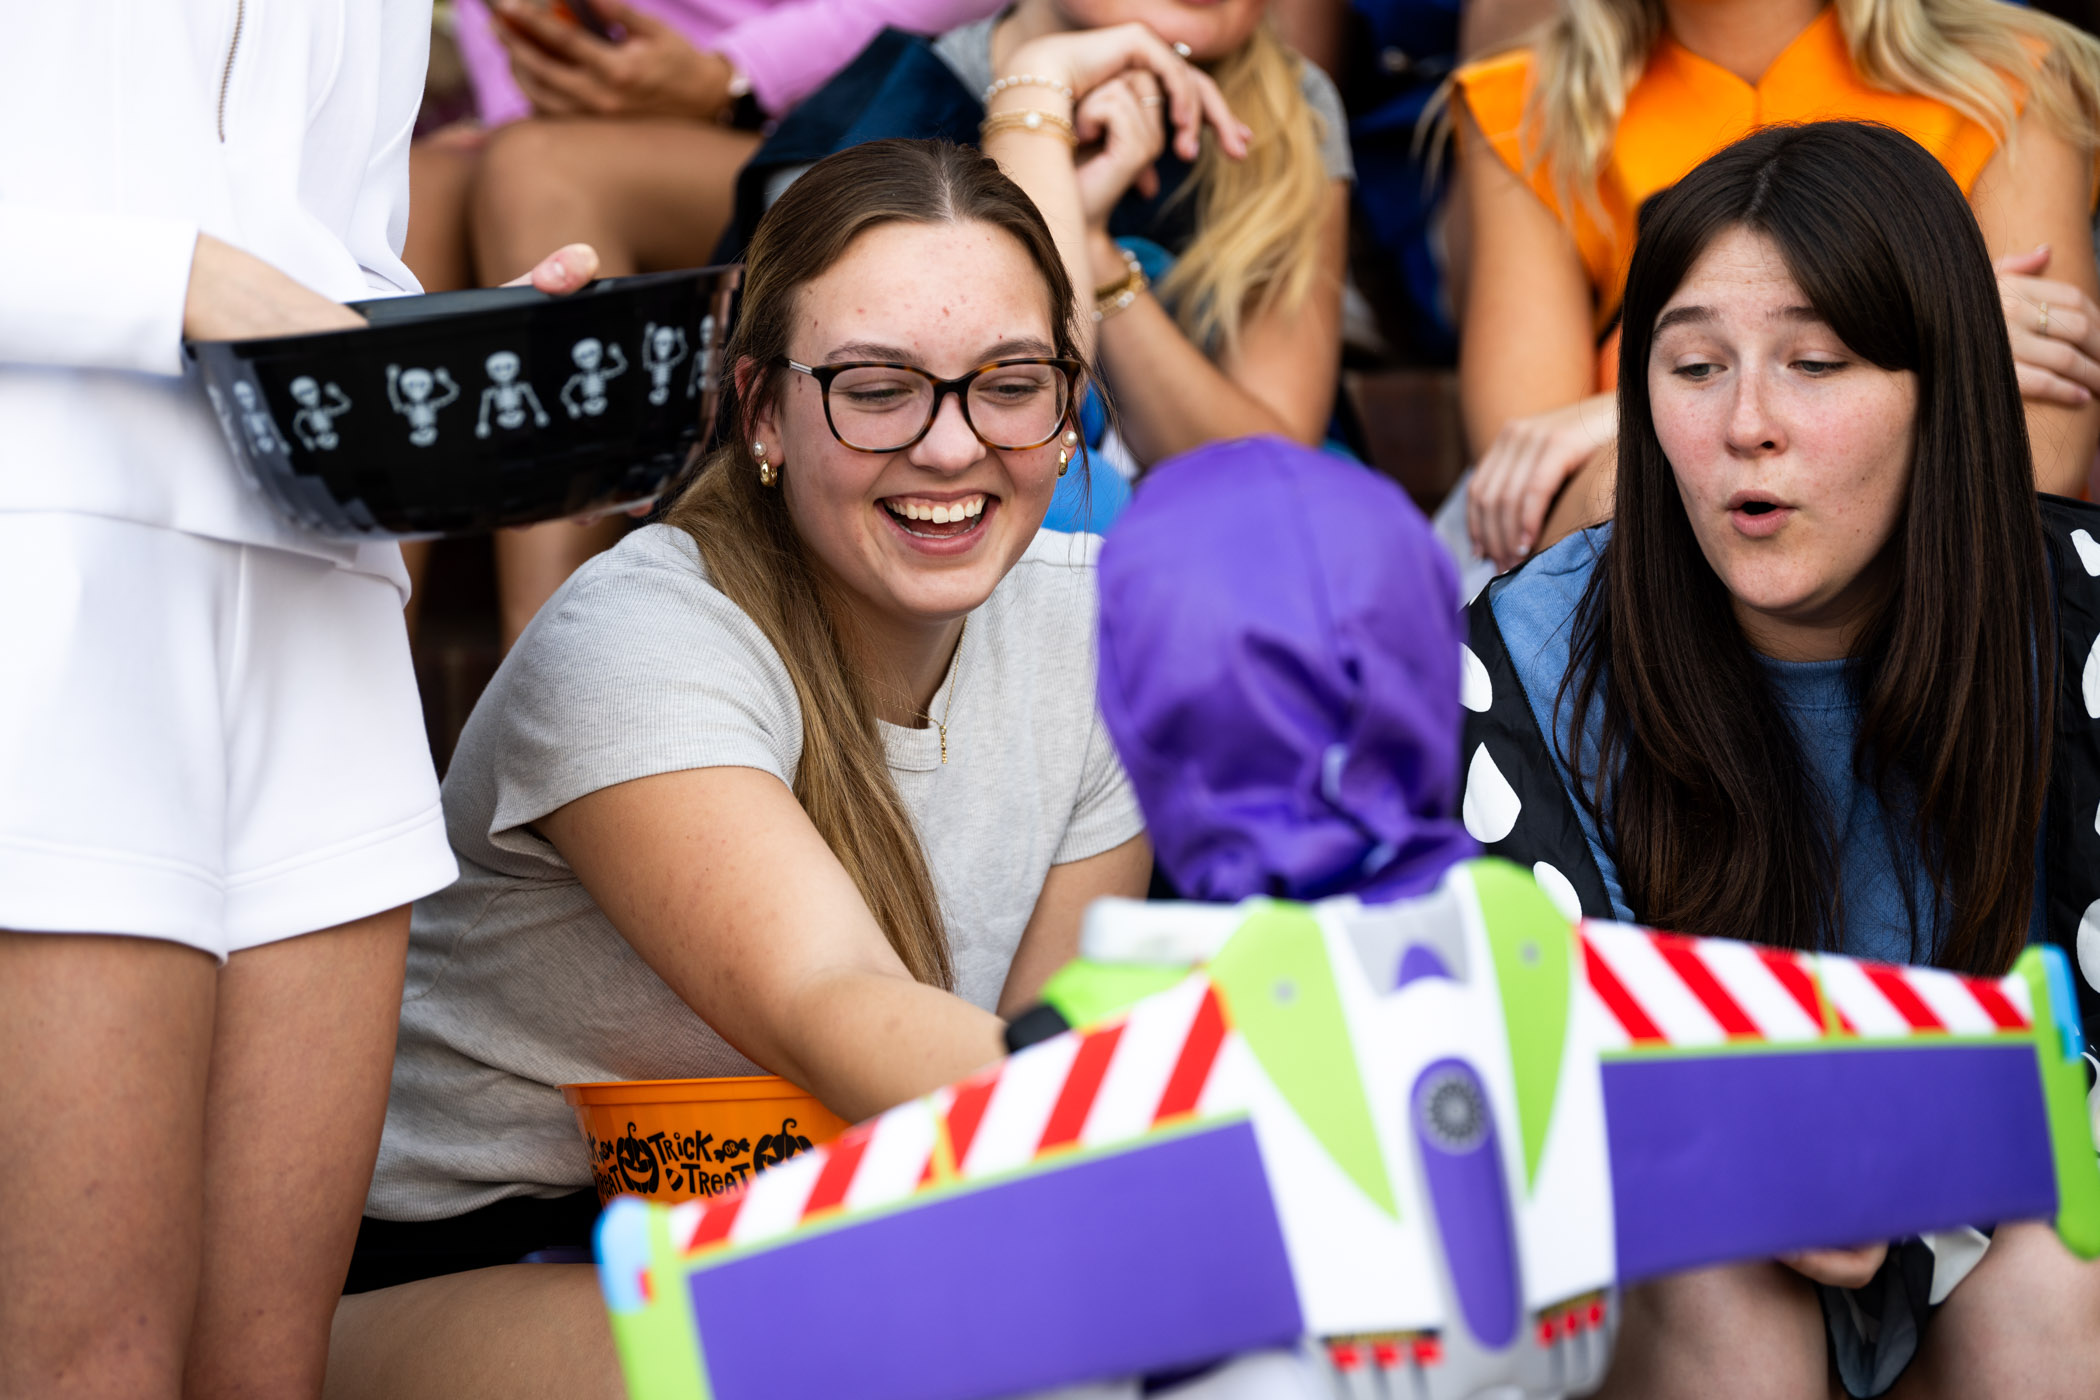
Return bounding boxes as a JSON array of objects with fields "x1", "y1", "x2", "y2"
[
  {"x1": 983, "y1": 73, "x2": 1077, "y2": 106},
  {"x1": 1093, "y1": 245, "x2": 1148, "y2": 323},
  {"x1": 979, "y1": 108, "x2": 1078, "y2": 147}
]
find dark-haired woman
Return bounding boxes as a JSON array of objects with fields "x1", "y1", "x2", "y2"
[
  {"x1": 325, "y1": 136, "x2": 1155, "y2": 1398},
  {"x1": 1451, "y1": 0, "x2": 2100, "y2": 576},
  {"x1": 1462, "y1": 121, "x2": 2100, "y2": 1397}
]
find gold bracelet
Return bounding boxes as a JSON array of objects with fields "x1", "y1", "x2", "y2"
[
  {"x1": 1093, "y1": 245, "x2": 1148, "y2": 323},
  {"x1": 979, "y1": 108, "x2": 1077, "y2": 147},
  {"x1": 983, "y1": 73, "x2": 1077, "y2": 105}
]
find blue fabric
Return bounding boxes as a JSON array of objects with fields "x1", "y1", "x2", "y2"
[
  {"x1": 1489, "y1": 526, "x2": 2040, "y2": 964},
  {"x1": 722, "y1": 30, "x2": 984, "y2": 259},
  {"x1": 1043, "y1": 387, "x2": 1129, "y2": 535},
  {"x1": 1343, "y1": 0, "x2": 1463, "y2": 363}
]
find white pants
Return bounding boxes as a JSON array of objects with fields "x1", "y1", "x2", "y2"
[{"x1": 0, "y1": 513, "x2": 457, "y2": 957}]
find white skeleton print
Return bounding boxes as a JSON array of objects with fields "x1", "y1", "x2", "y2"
[
  {"x1": 560, "y1": 337, "x2": 627, "y2": 418},
  {"x1": 640, "y1": 323, "x2": 688, "y2": 405},
  {"x1": 386, "y1": 363, "x2": 461, "y2": 447},
  {"x1": 686, "y1": 313, "x2": 718, "y2": 401},
  {"x1": 476, "y1": 350, "x2": 550, "y2": 438},
  {"x1": 288, "y1": 375, "x2": 352, "y2": 451},
  {"x1": 231, "y1": 380, "x2": 291, "y2": 456}
]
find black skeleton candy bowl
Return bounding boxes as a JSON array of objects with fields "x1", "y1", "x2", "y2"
[{"x1": 185, "y1": 267, "x2": 741, "y2": 537}]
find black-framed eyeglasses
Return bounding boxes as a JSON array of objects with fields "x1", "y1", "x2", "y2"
[{"x1": 782, "y1": 356, "x2": 1082, "y2": 453}]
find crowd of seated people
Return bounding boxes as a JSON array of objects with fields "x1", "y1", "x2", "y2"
[{"x1": 12, "y1": 3, "x2": 2100, "y2": 1400}]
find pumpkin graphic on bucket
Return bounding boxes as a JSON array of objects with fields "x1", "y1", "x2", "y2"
[{"x1": 562, "y1": 1075, "x2": 849, "y2": 1206}]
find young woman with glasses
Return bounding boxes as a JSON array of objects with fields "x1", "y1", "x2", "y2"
[{"x1": 326, "y1": 138, "x2": 1151, "y2": 1396}]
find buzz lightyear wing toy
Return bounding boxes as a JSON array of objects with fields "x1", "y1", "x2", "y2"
[{"x1": 594, "y1": 858, "x2": 2100, "y2": 1400}]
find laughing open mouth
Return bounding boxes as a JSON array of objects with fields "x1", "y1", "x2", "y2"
[{"x1": 881, "y1": 493, "x2": 988, "y2": 540}]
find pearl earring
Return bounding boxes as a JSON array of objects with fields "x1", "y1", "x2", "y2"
[
  {"x1": 753, "y1": 440, "x2": 776, "y2": 487},
  {"x1": 1057, "y1": 428, "x2": 1078, "y2": 477}
]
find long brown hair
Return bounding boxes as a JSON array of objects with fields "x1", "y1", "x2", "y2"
[
  {"x1": 661, "y1": 139, "x2": 1086, "y2": 988},
  {"x1": 1564, "y1": 121, "x2": 2052, "y2": 974}
]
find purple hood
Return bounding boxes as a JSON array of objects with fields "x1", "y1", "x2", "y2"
[{"x1": 1096, "y1": 437, "x2": 1477, "y2": 903}]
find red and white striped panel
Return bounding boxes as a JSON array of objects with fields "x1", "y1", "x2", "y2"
[
  {"x1": 1579, "y1": 920, "x2": 2032, "y2": 1051},
  {"x1": 673, "y1": 974, "x2": 1235, "y2": 1256}
]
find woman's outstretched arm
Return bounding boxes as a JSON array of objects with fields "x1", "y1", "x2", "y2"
[{"x1": 539, "y1": 765, "x2": 1004, "y2": 1124}]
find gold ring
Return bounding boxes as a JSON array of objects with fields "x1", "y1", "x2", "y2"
[{"x1": 2040, "y1": 301, "x2": 2052, "y2": 335}]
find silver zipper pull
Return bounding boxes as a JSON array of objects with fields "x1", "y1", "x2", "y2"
[{"x1": 217, "y1": 0, "x2": 246, "y2": 143}]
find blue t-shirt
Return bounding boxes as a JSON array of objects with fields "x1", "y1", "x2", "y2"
[{"x1": 1489, "y1": 526, "x2": 2039, "y2": 964}]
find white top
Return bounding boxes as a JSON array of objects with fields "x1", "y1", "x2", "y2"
[
  {"x1": 0, "y1": 0, "x2": 429, "y2": 583},
  {"x1": 368, "y1": 524, "x2": 1145, "y2": 1219}
]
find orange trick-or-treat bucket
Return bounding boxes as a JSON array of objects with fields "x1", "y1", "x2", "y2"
[{"x1": 562, "y1": 1076, "x2": 850, "y2": 1206}]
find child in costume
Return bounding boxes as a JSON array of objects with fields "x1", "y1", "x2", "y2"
[{"x1": 1094, "y1": 434, "x2": 1474, "y2": 906}]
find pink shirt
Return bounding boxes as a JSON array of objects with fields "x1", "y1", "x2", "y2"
[{"x1": 456, "y1": 0, "x2": 1002, "y2": 124}]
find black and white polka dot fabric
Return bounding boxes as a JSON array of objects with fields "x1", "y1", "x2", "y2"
[
  {"x1": 1458, "y1": 567, "x2": 1618, "y2": 931},
  {"x1": 2038, "y1": 495, "x2": 2100, "y2": 1068}
]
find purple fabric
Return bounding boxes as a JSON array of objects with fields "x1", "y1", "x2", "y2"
[
  {"x1": 1604, "y1": 1044, "x2": 2057, "y2": 1284},
  {"x1": 1097, "y1": 436, "x2": 1477, "y2": 905},
  {"x1": 454, "y1": 0, "x2": 1000, "y2": 125},
  {"x1": 1413, "y1": 1060, "x2": 1520, "y2": 1348},
  {"x1": 684, "y1": 1122, "x2": 1302, "y2": 1400}
]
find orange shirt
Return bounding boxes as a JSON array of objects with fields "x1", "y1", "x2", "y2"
[{"x1": 1456, "y1": 8, "x2": 2005, "y2": 335}]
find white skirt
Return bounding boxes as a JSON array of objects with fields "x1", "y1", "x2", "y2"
[{"x1": 0, "y1": 511, "x2": 456, "y2": 956}]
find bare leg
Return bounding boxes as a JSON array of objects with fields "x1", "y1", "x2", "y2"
[
  {"x1": 1596, "y1": 1261, "x2": 1835, "y2": 1400},
  {"x1": 327, "y1": 1263, "x2": 623, "y2": 1400},
  {"x1": 472, "y1": 117, "x2": 761, "y2": 649},
  {"x1": 182, "y1": 908, "x2": 410, "y2": 1400},
  {"x1": 0, "y1": 932, "x2": 216, "y2": 1400},
  {"x1": 405, "y1": 126, "x2": 488, "y2": 296},
  {"x1": 469, "y1": 116, "x2": 759, "y2": 281},
  {"x1": 1893, "y1": 1222, "x2": 2100, "y2": 1400}
]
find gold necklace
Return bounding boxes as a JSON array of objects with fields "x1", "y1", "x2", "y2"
[{"x1": 921, "y1": 618, "x2": 968, "y2": 765}]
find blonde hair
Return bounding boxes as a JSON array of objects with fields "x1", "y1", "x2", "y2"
[
  {"x1": 1160, "y1": 22, "x2": 1335, "y2": 355},
  {"x1": 1515, "y1": 0, "x2": 2100, "y2": 207},
  {"x1": 661, "y1": 141, "x2": 1087, "y2": 990}
]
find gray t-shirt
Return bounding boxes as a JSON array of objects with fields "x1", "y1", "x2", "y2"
[{"x1": 368, "y1": 524, "x2": 1143, "y2": 1221}]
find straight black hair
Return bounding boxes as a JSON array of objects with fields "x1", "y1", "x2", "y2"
[{"x1": 1563, "y1": 120, "x2": 2051, "y2": 974}]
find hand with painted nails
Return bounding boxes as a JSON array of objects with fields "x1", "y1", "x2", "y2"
[
  {"x1": 1002, "y1": 22, "x2": 1248, "y2": 165},
  {"x1": 1996, "y1": 245, "x2": 2100, "y2": 408}
]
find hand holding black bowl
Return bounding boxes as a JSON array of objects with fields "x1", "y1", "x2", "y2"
[{"x1": 186, "y1": 252, "x2": 739, "y2": 539}]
